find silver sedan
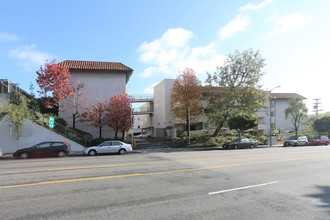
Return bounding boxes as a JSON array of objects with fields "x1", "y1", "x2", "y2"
[{"x1": 84, "y1": 141, "x2": 132, "y2": 156}]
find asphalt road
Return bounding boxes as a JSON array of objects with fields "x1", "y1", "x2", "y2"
[{"x1": 1, "y1": 146, "x2": 330, "y2": 220}]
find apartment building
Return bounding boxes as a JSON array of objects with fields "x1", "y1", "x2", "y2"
[
  {"x1": 140, "y1": 79, "x2": 306, "y2": 138},
  {"x1": 58, "y1": 60, "x2": 133, "y2": 138}
]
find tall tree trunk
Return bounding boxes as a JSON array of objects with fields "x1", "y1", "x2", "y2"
[
  {"x1": 295, "y1": 127, "x2": 298, "y2": 137},
  {"x1": 212, "y1": 121, "x2": 225, "y2": 137},
  {"x1": 115, "y1": 130, "x2": 118, "y2": 139},
  {"x1": 99, "y1": 116, "x2": 102, "y2": 139},
  {"x1": 238, "y1": 130, "x2": 242, "y2": 139},
  {"x1": 122, "y1": 131, "x2": 125, "y2": 141},
  {"x1": 72, "y1": 113, "x2": 76, "y2": 129},
  {"x1": 186, "y1": 110, "x2": 190, "y2": 137}
]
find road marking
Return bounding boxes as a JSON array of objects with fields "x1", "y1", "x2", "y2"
[
  {"x1": 208, "y1": 181, "x2": 279, "y2": 195},
  {"x1": 1, "y1": 150, "x2": 328, "y2": 175},
  {"x1": 1, "y1": 155, "x2": 330, "y2": 189}
]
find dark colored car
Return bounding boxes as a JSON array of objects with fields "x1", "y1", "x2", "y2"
[
  {"x1": 309, "y1": 136, "x2": 329, "y2": 145},
  {"x1": 223, "y1": 138, "x2": 258, "y2": 150},
  {"x1": 13, "y1": 141, "x2": 71, "y2": 159}
]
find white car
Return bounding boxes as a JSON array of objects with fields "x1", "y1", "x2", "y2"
[
  {"x1": 84, "y1": 141, "x2": 132, "y2": 156},
  {"x1": 0, "y1": 148, "x2": 2, "y2": 157}
]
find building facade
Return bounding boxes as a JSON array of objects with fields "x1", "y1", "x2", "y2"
[
  {"x1": 58, "y1": 60, "x2": 133, "y2": 138},
  {"x1": 140, "y1": 79, "x2": 306, "y2": 139}
]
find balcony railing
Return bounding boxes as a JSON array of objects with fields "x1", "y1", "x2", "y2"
[{"x1": 131, "y1": 94, "x2": 153, "y2": 101}]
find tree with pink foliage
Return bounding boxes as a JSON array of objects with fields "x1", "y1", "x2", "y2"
[
  {"x1": 81, "y1": 100, "x2": 107, "y2": 139},
  {"x1": 36, "y1": 59, "x2": 73, "y2": 110},
  {"x1": 105, "y1": 93, "x2": 134, "y2": 140},
  {"x1": 71, "y1": 82, "x2": 88, "y2": 128}
]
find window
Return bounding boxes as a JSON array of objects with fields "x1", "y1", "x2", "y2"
[
  {"x1": 37, "y1": 143, "x2": 51, "y2": 148},
  {"x1": 185, "y1": 125, "x2": 197, "y2": 131},
  {"x1": 271, "y1": 123, "x2": 276, "y2": 129},
  {"x1": 100, "y1": 142, "x2": 112, "y2": 146},
  {"x1": 112, "y1": 141, "x2": 122, "y2": 146},
  {"x1": 52, "y1": 143, "x2": 64, "y2": 147}
]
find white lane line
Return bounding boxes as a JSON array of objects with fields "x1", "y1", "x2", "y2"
[{"x1": 209, "y1": 181, "x2": 278, "y2": 195}]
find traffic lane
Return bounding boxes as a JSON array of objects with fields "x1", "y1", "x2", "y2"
[
  {"x1": 1, "y1": 150, "x2": 330, "y2": 188},
  {"x1": 2, "y1": 146, "x2": 329, "y2": 175},
  {"x1": 0, "y1": 162, "x2": 328, "y2": 220},
  {"x1": 1, "y1": 147, "x2": 330, "y2": 188}
]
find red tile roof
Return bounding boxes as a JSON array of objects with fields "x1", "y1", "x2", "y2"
[{"x1": 58, "y1": 60, "x2": 133, "y2": 72}]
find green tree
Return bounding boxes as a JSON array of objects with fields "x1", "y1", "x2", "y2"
[
  {"x1": 170, "y1": 68, "x2": 203, "y2": 139},
  {"x1": 285, "y1": 97, "x2": 308, "y2": 137},
  {"x1": 228, "y1": 114, "x2": 258, "y2": 139},
  {"x1": 205, "y1": 48, "x2": 268, "y2": 136},
  {"x1": 0, "y1": 92, "x2": 30, "y2": 138},
  {"x1": 313, "y1": 116, "x2": 330, "y2": 136}
]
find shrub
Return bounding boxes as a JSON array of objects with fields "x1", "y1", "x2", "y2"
[
  {"x1": 177, "y1": 129, "x2": 184, "y2": 138},
  {"x1": 70, "y1": 127, "x2": 93, "y2": 146},
  {"x1": 54, "y1": 117, "x2": 68, "y2": 127},
  {"x1": 90, "y1": 138, "x2": 113, "y2": 146},
  {"x1": 91, "y1": 138, "x2": 106, "y2": 146}
]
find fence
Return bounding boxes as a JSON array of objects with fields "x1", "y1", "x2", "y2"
[{"x1": 38, "y1": 116, "x2": 91, "y2": 147}]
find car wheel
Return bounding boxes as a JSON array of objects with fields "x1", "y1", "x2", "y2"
[
  {"x1": 305, "y1": 142, "x2": 308, "y2": 146},
  {"x1": 57, "y1": 151, "x2": 66, "y2": 157},
  {"x1": 325, "y1": 143, "x2": 328, "y2": 146},
  {"x1": 88, "y1": 150, "x2": 97, "y2": 156},
  {"x1": 250, "y1": 144, "x2": 254, "y2": 149},
  {"x1": 283, "y1": 142, "x2": 288, "y2": 147},
  {"x1": 294, "y1": 143, "x2": 298, "y2": 147},
  {"x1": 20, "y1": 152, "x2": 29, "y2": 159},
  {"x1": 119, "y1": 149, "x2": 126, "y2": 155},
  {"x1": 223, "y1": 146, "x2": 228, "y2": 150},
  {"x1": 234, "y1": 145, "x2": 238, "y2": 150}
]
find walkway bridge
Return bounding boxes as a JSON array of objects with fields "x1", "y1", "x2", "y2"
[{"x1": 130, "y1": 94, "x2": 154, "y2": 115}]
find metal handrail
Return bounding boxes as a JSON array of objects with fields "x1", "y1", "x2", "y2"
[{"x1": 131, "y1": 94, "x2": 154, "y2": 100}]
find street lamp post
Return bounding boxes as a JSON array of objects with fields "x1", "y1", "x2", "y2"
[
  {"x1": 188, "y1": 106, "x2": 191, "y2": 145},
  {"x1": 269, "y1": 86, "x2": 280, "y2": 146},
  {"x1": 131, "y1": 112, "x2": 134, "y2": 148}
]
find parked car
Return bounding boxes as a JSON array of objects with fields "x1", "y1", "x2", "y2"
[
  {"x1": 308, "y1": 136, "x2": 330, "y2": 145},
  {"x1": 135, "y1": 132, "x2": 151, "y2": 139},
  {"x1": 283, "y1": 136, "x2": 308, "y2": 147},
  {"x1": 0, "y1": 147, "x2": 2, "y2": 157},
  {"x1": 13, "y1": 141, "x2": 71, "y2": 159},
  {"x1": 223, "y1": 138, "x2": 258, "y2": 150},
  {"x1": 84, "y1": 140, "x2": 132, "y2": 156}
]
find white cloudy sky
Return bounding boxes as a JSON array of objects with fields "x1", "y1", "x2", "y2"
[{"x1": 1, "y1": 0, "x2": 329, "y2": 113}]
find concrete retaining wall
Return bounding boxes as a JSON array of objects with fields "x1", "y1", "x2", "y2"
[{"x1": 0, "y1": 116, "x2": 85, "y2": 154}]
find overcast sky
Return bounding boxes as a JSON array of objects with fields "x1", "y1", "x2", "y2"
[{"x1": 1, "y1": 0, "x2": 329, "y2": 114}]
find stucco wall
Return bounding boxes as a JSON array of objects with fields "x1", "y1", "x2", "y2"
[
  {"x1": 59, "y1": 70, "x2": 127, "y2": 138},
  {"x1": 258, "y1": 99, "x2": 307, "y2": 135},
  {"x1": 152, "y1": 79, "x2": 175, "y2": 129},
  {"x1": 0, "y1": 116, "x2": 84, "y2": 154},
  {"x1": 139, "y1": 103, "x2": 151, "y2": 129}
]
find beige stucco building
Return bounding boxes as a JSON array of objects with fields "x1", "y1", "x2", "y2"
[
  {"x1": 140, "y1": 79, "x2": 306, "y2": 139},
  {"x1": 59, "y1": 60, "x2": 133, "y2": 138}
]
